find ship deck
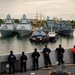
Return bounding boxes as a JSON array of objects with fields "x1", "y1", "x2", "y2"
[{"x1": 1, "y1": 64, "x2": 75, "y2": 75}]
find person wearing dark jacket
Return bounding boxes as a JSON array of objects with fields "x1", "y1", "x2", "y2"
[
  {"x1": 8, "y1": 51, "x2": 16, "y2": 74},
  {"x1": 32, "y1": 48, "x2": 40, "y2": 70},
  {"x1": 20, "y1": 52, "x2": 28, "y2": 72},
  {"x1": 43, "y1": 45, "x2": 52, "y2": 68},
  {"x1": 56, "y1": 44, "x2": 65, "y2": 66}
]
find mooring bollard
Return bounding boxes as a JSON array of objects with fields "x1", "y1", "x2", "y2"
[
  {"x1": 48, "y1": 71, "x2": 51, "y2": 75},
  {"x1": 62, "y1": 63, "x2": 67, "y2": 73},
  {"x1": 52, "y1": 64, "x2": 57, "y2": 73},
  {"x1": 30, "y1": 72, "x2": 35, "y2": 75},
  {"x1": 68, "y1": 72, "x2": 71, "y2": 75},
  {"x1": 6, "y1": 64, "x2": 9, "y2": 73}
]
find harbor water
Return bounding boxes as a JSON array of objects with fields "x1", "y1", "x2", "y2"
[{"x1": 0, "y1": 30, "x2": 75, "y2": 55}]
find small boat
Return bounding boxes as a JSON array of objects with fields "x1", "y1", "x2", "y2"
[
  {"x1": 29, "y1": 27, "x2": 50, "y2": 42},
  {"x1": 0, "y1": 14, "x2": 16, "y2": 36},
  {"x1": 48, "y1": 31, "x2": 56, "y2": 42},
  {"x1": 16, "y1": 14, "x2": 32, "y2": 36},
  {"x1": 29, "y1": 32, "x2": 50, "y2": 42}
]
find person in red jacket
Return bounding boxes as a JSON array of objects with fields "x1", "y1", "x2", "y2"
[{"x1": 72, "y1": 45, "x2": 75, "y2": 63}]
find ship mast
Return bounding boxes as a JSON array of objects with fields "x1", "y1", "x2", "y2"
[
  {"x1": 35, "y1": 12, "x2": 45, "y2": 28},
  {"x1": 35, "y1": 12, "x2": 39, "y2": 20}
]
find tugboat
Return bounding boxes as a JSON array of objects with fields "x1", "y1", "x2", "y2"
[
  {"x1": 48, "y1": 31, "x2": 56, "y2": 42},
  {"x1": 29, "y1": 27, "x2": 50, "y2": 42},
  {"x1": 0, "y1": 14, "x2": 16, "y2": 36},
  {"x1": 16, "y1": 14, "x2": 32, "y2": 36}
]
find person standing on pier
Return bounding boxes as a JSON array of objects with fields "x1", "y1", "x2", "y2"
[
  {"x1": 32, "y1": 48, "x2": 40, "y2": 70},
  {"x1": 56, "y1": 44, "x2": 65, "y2": 66},
  {"x1": 8, "y1": 51, "x2": 16, "y2": 74},
  {"x1": 72, "y1": 45, "x2": 75, "y2": 63},
  {"x1": 43, "y1": 45, "x2": 52, "y2": 68},
  {"x1": 20, "y1": 52, "x2": 28, "y2": 72}
]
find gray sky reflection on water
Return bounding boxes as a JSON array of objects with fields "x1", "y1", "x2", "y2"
[{"x1": 0, "y1": 30, "x2": 75, "y2": 55}]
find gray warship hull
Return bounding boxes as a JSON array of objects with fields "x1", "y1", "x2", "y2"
[{"x1": 17, "y1": 30, "x2": 32, "y2": 36}]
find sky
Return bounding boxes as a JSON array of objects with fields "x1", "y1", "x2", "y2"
[{"x1": 0, "y1": 0, "x2": 75, "y2": 20}]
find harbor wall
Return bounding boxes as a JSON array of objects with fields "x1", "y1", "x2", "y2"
[{"x1": 0, "y1": 48, "x2": 73, "y2": 73}]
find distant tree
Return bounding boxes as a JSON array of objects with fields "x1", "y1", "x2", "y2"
[
  {"x1": 14, "y1": 19, "x2": 19, "y2": 23},
  {"x1": 71, "y1": 20, "x2": 75, "y2": 29},
  {"x1": 0, "y1": 19, "x2": 4, "y2": 24}
]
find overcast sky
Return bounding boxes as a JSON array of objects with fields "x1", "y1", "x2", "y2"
[{"x1": 0, "y1": 0, "x2": 75, "y2": 20}]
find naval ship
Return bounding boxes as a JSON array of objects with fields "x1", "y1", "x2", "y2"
[
  {"x1": 44, "y1": 16, "x2": 74, "y2": 36},
  {"x1": 16, "y1": 14, "x2": 32, "y2": 36},
  {"x1": 0, "y1": 14, "x2": 16, "y2": 36}
]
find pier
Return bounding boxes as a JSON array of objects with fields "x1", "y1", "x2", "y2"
[{"x1": 0, "y1": 48, "x2": 75, "y2": 75}]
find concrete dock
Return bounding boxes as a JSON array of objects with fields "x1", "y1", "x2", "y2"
[
  {"x1": 0, "y1": 48, "x2": 75, "y2": 75},
  {"x1": 1, "y1": 64, "x2": 75, "y2": 75}
]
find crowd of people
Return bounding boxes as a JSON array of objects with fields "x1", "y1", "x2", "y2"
[{"x1": 7, "y1": 44, "x2": 75, "y2": 74}]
